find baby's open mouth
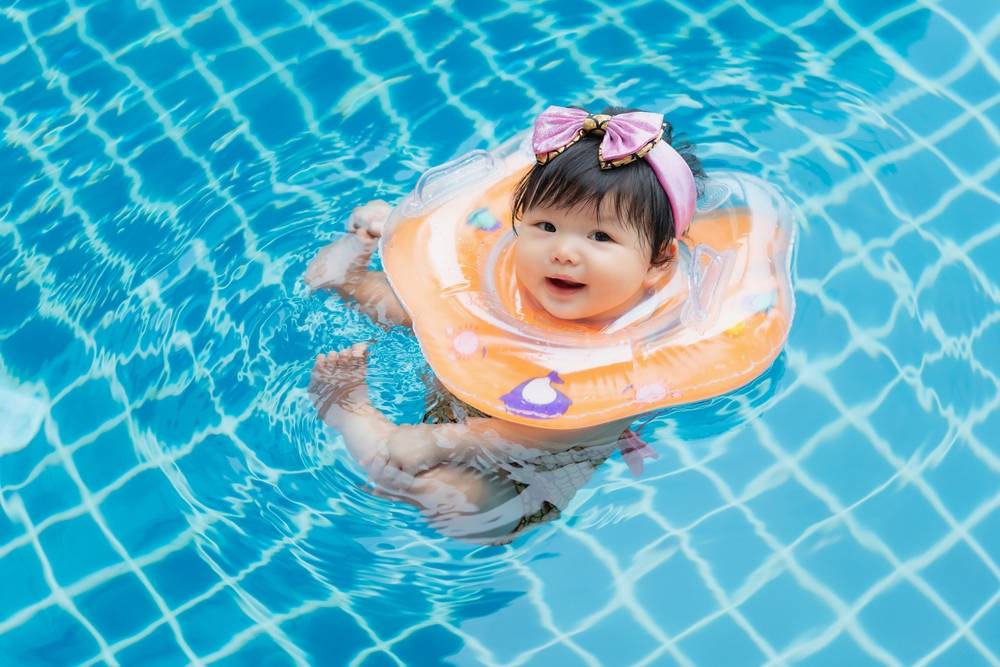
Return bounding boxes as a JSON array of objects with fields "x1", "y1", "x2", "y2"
[{"x1": 546, "y1": 276, "x2": 586, "y2": 291}]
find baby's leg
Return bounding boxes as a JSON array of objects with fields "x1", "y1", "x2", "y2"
[
  {"x1": 310, "y1": 344, "x2": 473, "y2": 485},
  {"x1": 309, "y1": 344, "x2": 398, "y2": 478},
  {"x1": 401, "y1": 466, "x2": 527, "y2": 542},
  {"x1": 305, "y1": 201, "x2": 410, "y2": 327}
]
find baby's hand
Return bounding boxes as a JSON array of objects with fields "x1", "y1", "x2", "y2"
[{"x1": 348, "y1": 200, "x2": 391, "y2": 241}]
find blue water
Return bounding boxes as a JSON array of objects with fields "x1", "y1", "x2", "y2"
[{"x1": 1, "y1": 0, "x2": 998, "y2": 665}]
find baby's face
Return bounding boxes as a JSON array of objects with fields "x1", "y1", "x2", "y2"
[{"x1": 513, "y1": 203, "x2": 665, "y2": 321}]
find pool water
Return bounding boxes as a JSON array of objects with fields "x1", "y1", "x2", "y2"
[{"x1": 1, "y1": 0, "x2": 998, "y2": 665}]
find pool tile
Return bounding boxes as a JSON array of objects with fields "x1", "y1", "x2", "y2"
[
  {"x1": 213, "y1": 635, "x2": 297, "y2": 666},
  {"x1": 211, "y1": 46, "x2": 271, "y2": 92},
  {"x1": 0, "y1": 315, "x2": 92, "y2": 395},
  {"x1": 967, "y1": 234, "x2": 1000, "y2": 288},
  {"x1": 894, "y1": 92, "x2": 968, "y2": 143},
  {"x1": 744, "y1": 476, "x2": 832, "y2": 543},
  {"x1": 877, "y1": 10, "x2": 967, "y2": 80},
  {"x1": 522, "y1": 642, "x2": 594, "y2": 666},
  {"x1": 232, "y1": 0, "x2": 298, "y2": 34},
  {"x1": 263, "y1": 25, "x2": 325, "y2": 62},
  {"x1": 762, "y1": 385, "x2": 841, "y2": 455},
  {"x1": 921, "y1": 354, "x2": 994, "y2": 420},
  {"x1": 704, "y1": 428, "x2": 778, "y2": 497},
  {"x1": 18, "y1": 463, "x2": 82, "y2": 525},
  {"x1": 922, "y1": 439, "x2": 1000, "y2": 522},
  {"x1": 99, "y1": 469, "x2": 190, "y2": 556},
  {"x1": 393, "y1": 624, "x2": 464, "y2": 665},
  {"x1": 949, "y1": 61, "x2": 1000, "y2": 107},
  {"x1": 578, "y1": 23, "x2": 640, "y2": 62},
  {"x1": 868, "y1": 381, "x2": 949, "y2": 460},
  {"x1": 51, "y1": 377, "x2": 123, "y2": 446},
  {"x1": 828, "y1": 349, "x2": 899, "y2": 406},
  {"x1": 242, "y1": 74, "x2": 312, "y2": 144},
  {"x1": 574, "y1": 607, "x2": 660, "y2": 666},
  {"x1": 527, "y1": 536, "x2": 613, "y2": 629},
  {"x1": 142, "y1": 545, "x2": 220, "y2": 610},
  {"x1": 918, "y1": 261, "x2": 994, "y2": 338},
  {"x1": 240, "y1": 548, "x2": 334, "y2": 616},
  {"x1": 635, "y1": 549, "x2": 722, "y2": 635},
  {"x1": 649, "y1": 468, "x2": 727, "y2": 529},
  {"x1": 0, "y1": 606, "x2": 100, "y2": 665},
  {"x1": 318, "y1": 2, "x2": 385, "y2": 40},
  {"x1": 184, "y1": 9, "x2": 242, "y2": 54},
  {"x1": 786, "y1": 293, "x2": 853, "y2": 358},
  {"x1": 926, "y1": 639, "x2": 996, "y2": 667},
  {"x1": 740, "y1": 571, "x2": 837, "y2": 651},
  {"x1": 794, "y1": 632, "x2": 886, "y2": 667},
  {"x1": 852, "y1": 483, "x2": 952, "y2": 562},
  {"x1": 973, "y1": 599, "x2": 1000, "y2": 658},
  {"x1": 795, "y1": 523, "x2": 894, "y2": 603},
  {"x1": 459, "y1": 593, "x2": 551, "y2": 664},
  {"x1": 357, "y1": 651, "x2": 398, "y2": 667},
  {"x1": 687, "y1": 507, "x2": 774, "y2": 594},
  {"x1": 919, "y1": 539, "x2": 998, "y2": 620},
  {"x1": 281, "y1": 606, "x2": 375, "y2": 665},
  {"x1": 115, "y1": 623, "x2": 193, "y2": 667},
  {"x1": 119, "y1": 39, "x2": 193, "y2": 90},
  {"x1": 74, "y1": 572, "x2": 162, "y2": 644},
  {"x1": 0, "y1": 543, "x2": 50, "y2": 617},
  {"x1": 132, "y1": 381, "x2": 222, "y2": 448},
  {"x1": 292, "y1": 49, "x2": 361, "y2": 113},
  {"x1": 176, "y1": 589, "x2": 256, "y2": 656},
  {"x1": 38, "y1": 513, "x2": 121, "y2": 586},
  {"x1": 802, "y1": 423, "x2": 897, "y2": 508},
  {"x1": 858, "y1": 580, "x2": 954, "y2": 665},
  {"x1": 84, "y1": 2, "x2": 160, "y2": 53},
  {"x1": 678, "y1": 614, "x2": 768, "y2": 666}
]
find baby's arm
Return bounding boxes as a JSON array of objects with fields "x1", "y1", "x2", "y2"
[{"x1": 305, "y1": 201, "x2": 411, "y2": 328}]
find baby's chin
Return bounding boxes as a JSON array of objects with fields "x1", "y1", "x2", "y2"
[
  {"x1": 517, "y1": 277, "x2": 645, "y2": 323},
  {"x1": 536, "y1": 292, "x2": 634, "y2": 323}
]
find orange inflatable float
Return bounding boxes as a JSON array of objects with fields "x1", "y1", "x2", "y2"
[{"x1": 381, "y1": 136, "x2": 796, "y2": 430}]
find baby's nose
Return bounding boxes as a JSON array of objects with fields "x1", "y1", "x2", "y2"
[{"x1": 551, "y1": 239, "x2": 580, "y2": 264}]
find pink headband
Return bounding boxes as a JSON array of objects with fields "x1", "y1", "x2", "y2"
[{"x1": 530, "y1": 105, "x2": 697, "y2": 238}]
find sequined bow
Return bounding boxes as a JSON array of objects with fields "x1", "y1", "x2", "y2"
[{"x1": 532, "y1": 106, "x2": 666, "y2": 168}]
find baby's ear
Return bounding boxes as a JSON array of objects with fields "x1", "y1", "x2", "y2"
[{"x1": 642, "y1": 240, "x2": 675, "y2": 287}]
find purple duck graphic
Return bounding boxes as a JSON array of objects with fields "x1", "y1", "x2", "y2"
[{"x1": 500, "y1": 371, "x2": 572, "y2": 419}]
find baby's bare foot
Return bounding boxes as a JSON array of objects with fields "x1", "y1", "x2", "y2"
[
  {"x1": 308, "y1": 343, "x2": 373, "y2": 423},
  {"x1": 348, "y1": 200, "x2": 391, "y2": 241}
]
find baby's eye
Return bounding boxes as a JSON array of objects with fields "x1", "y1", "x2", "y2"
[
  {"x1": 591, "y1": 231, "x2": 615, "y2": 243},
  {"x1": 536, "y1": 221, "x2": 557, "y2": 232}
]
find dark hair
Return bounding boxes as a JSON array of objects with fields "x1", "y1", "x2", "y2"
[{"x1": 511, "y1": 106, "x2": 705, "y2": 266}]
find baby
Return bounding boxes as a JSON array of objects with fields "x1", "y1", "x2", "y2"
[{"x1": 307, "y1": 106, "x2": 704, "y2": 542}]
